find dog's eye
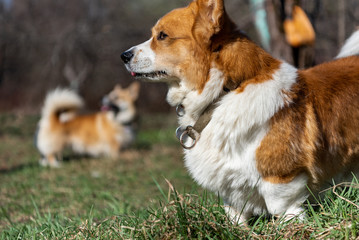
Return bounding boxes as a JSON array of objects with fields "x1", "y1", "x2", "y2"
[
  {"x1": 110, "y1": 95, "x2": 118, "y2": 101},
  {"x1": 157, "y1": 31, "x2": 168, "y2": 41}
]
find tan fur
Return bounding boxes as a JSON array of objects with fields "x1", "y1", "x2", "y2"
[
  {"x1": 36, "y1": 82, "x2": 140, "y2": 167},
  {"x1": 257, "y1": 57, "x2": 359, "y2": 186},
  {"x1": 122, "y1": 0, "x2": 359, "y2": 220},
  {"x1": 144, "y1": 0, "x2": 359, "y2": 188}
]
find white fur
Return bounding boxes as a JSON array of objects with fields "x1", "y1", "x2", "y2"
[
  {"x1": 336, "y1": 30, "x2": 359, "y2": 58},
  {"x1": 176, "y1": 68, "x2": 225, "y2": 127},
  {"x1": 122, "y1": 14, "x2": 359, "y2": 222},
  {"x1": 124, "y1": 33, "x2": 310, "y2": 220},
  {"x1": 59, "y1": 112, "x2": 76, "y2": 123},
  {"x1": 124, "y1": 38, "x2": 156, "y2": 74},
  {"x1": 37, "y1": 89, "x2": 83, "y2": 159},
  {"x1": 166, "y1": 83, "x2": 190, "y2": 107},
  {"x1": 181, "y1": 62, "x2": 306, "y2": 221},
  {"x1": 116, "y1": 103, "x2": 136, "y2": 124},
  {"x1": 124, "y1": 37, "x2": 181, "y2": 83},
  {"x1": 41, "y1": 88, "x2": 83, "y2": 119}
]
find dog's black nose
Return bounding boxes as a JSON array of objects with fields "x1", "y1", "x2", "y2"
[{"x1": 121, "y1": 50, "x2": 134, "y2": 64}]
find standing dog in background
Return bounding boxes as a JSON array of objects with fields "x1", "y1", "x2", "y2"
[
  {"x1": 36, "y1": 82, "x2": 140, "y2": 168},
  {"x1": 121, "y1": 0, "x2": 359, "y2": 222}
]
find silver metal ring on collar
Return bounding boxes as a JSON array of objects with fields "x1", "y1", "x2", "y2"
[
  {"x1": 179, "y1": 126, "x2": 200, "y2": 149},
  {"x1": 180, "y1": 130, "x2": 196, "y2": 149},
  {"x1": 176, "y1": 104, "x2": 185, "y2": 117}
]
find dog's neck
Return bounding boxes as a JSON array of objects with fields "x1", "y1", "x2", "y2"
[
  {"x1": 170, "y1": 60, "x2": 299, "y2": 149},
  {"x1": 167, "y1": 67, "x2": 226, "y2": 128},
  {"x1": 175, "y1": 93, "x2": 225, "y2": 149},
  {"x1": 167, "y1": 33, "x2": 292, "y2": 135},
  {"x1": 112, "y1": 106, "x2": 136, "y2": 126}
]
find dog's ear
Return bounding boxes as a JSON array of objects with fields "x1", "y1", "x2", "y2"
[
  {"x1": 115, "y1": 84, "x2": 123, "y2": 90},
  {"x1": 127, "y1": 82, "x2": 140, "y2": 100},
  {"x1": 198, "y1": 0, "x2": 224, "y2": 31},
  {"x1": 193, "y1": 0, "x2": 224, "y2": 45}
]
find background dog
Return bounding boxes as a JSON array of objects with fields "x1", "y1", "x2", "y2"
[
  {"x1": 121, "y1": 0, "x2": 359, "y2": 223},
  {"x1": 36, "y1": 82, "x2": 140, "y2": 167}
]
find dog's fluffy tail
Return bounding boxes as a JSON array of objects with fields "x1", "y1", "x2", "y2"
[
  {"x1": 336, "y1": 29, "x2": 359, "y2": 58},
  {"x1": 41, "y1": 88, "x2": 84, "y2": 123}
]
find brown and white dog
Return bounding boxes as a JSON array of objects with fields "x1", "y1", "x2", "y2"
[
  {"x1": 36, "y1": 82, "x2": 140, "y2": 168},
  {"x1": 121, "y1": 0, "x2": 359, "y2": 222}
]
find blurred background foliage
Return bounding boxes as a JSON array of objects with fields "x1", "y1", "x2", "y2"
[{"x1": 0, "y1": 0, "x2": 358, "y2": 114}]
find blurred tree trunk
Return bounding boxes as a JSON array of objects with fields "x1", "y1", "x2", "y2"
[
  {"x1": 265, "y1": 0, "x2": 293, "y2": 64},
  {"x1": 0, "y1": 4, "x2": 6, "y2": 84},
  {"x1": 265, "y1": 0, "x2": 317, "y2": 68},
  {"x1": 338, "y1": 1, "x2": 346, "y2": 46},
  {"x1": 0, "y1": 43, "x2": 4, "y2": 84}
]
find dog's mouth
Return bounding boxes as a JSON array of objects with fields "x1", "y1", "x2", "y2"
[
  {"x1": 102, "y1": 103, "x2": 120, "y2": 112},
  {"x1": 101, "y1": 97, "x2": 121, "y2": 113},
  {"x1": 131, "y1": 71, "x2": 167, "y2": 80},
  {"x1": 101, "y1": 105, "x2": 110, "y2": 111}
]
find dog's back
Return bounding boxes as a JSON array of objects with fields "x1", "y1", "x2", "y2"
[
  {"x1": 62, "y1": 112, "x2": 122, "y2": 157},
  {"x1": 306, "y1": 56, "x2": 359, "y2": 180},
  {"x1": 256, "y1": 56, "x2": 359, "y2": 187}
]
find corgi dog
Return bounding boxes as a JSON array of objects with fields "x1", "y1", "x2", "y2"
[
  {"x1": 36, "y1": 82, "x2": 140, "y2": 168},
  {"x1": 121, "y1": 0, "x2": 359, "y2": 222}
]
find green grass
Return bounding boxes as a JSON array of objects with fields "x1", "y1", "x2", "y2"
[
  {"x1": 0, "y1": 113, "x2": 358, "y2": 239},
  {"x1": 0, "y1": 113, "x2": 197, "y2": 233}
]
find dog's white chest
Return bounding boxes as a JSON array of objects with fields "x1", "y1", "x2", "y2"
[
  {"x1": 183, "y1": 100, "x2": 270, "y2": 215},
  {"x1": 184, "y1": 122, "x2": 267, "y2": 187},
  {"x1": 176, "y1": 63, "x2": 299, "y2": 216}
]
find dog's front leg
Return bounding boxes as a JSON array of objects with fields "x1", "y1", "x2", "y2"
[
  {"x1": 166, "y1": 83, "x2": 190, "y2": 107},
  {"x1": 180, "y1": 70, "x2": 225, "y2": 126}
]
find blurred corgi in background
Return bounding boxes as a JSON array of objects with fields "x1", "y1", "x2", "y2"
[{"x1": 36, "y1": 82, "x2": 140, "y2": 167}]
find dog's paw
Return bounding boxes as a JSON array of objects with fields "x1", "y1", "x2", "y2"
[
  {"x1": 39, "y1": 158, "x2": 49, "y2": 167},
  {"x1": 223, "y1": 205, "x2": 250, "y2": 225},
  {"x1": 166, "y1": 84, "x2": 189, "y2": 106},
  {"x1": 49, "y1": 160, "x2": 61, "y2": 168},
  {"x1": 282, "y1": 206, "x2": 306, "y2": 222},
  {"x1": 176, "y1": 90, "x2": 209, "y2": 127},
  {"x1": 39, "y1": 158, "x2": 61, "y2": 168},
  {"x1": 182, "y1": 91, "x2": 205, "y2": 117}
]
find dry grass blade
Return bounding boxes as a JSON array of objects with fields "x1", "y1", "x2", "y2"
[
  {"x1": 165, "y1": 177, "x2": 175, "y2": 202},
  {"x1": 332, "y1": 182, "x2": 359, "y2": 209}
]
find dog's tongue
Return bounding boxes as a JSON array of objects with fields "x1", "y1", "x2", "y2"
[
  {"x1": 131, "y1": 72, "x2": 136, "y2": 77},
  {"x1": 101, "y1": 105, "x2": 110, "y2": 111}
]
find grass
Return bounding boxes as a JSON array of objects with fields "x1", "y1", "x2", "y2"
[
  {"x1": 0, "y1": 113, "x2": 196, "y2": 233},
  {"x1": 0, "y1": 113, "x2": 358, "y2": 239}
]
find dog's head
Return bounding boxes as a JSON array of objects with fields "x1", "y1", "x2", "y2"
[
  {"x1": 102, "y1": 82, "x2": 140, "y2": 123},
  {"x1": 121, "y1": 0, "x2": 245, "y2": 91}
]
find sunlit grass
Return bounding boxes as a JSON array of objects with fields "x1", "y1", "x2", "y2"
[
  {"x1": 1, "y1": 179, "x2": 358, "y2": 239},
  {"x1": 0, "y1": 113, "x2": 358, "y2": 239}
]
